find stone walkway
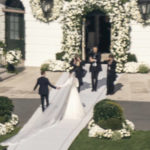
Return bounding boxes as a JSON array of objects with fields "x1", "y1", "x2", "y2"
[
  {"x1": 108, "y1": 73, "x2": 150, "y2": 102},
  {"x1": 0, "y1": 67, "x2": 61, "y2": 99},
  {"x1": 118, "y1": 101, "x2": 150, "y2": 131}
]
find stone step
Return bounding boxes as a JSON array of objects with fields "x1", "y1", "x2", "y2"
[
  {"x1": 0, "y1": 71, "x2": 15, "y2": 81},
  {"x1": 0, "y1": 67, "x2": 6, "y2": 74}
]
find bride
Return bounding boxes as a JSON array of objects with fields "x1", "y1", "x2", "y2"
[
  {"x1": 1, "y1": 71, "x2": 85, "y2": 147},
  {"x1": 61, "y1": 71, "x2": 85, "y2": 120}
]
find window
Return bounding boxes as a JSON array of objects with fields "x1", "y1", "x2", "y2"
[{"x1": 9, "y1": 14, "x2": 20, "y2": 40}]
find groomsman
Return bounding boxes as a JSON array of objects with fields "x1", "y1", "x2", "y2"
[
  {"x1": 34, "y1": 71, "x2": 60, "y2": 112},
  {"x1": 89, "y1": 46, "x2": 102, "y2": 91}
]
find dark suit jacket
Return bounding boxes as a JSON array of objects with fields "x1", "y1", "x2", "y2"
[
  {"x1": 34, "y1": 77, "x2": 56, "y2": 95},
  {"x1": 102, "y1": 60, "x2": 117, "y2": 81},
  {"x1": 70, "y1": 59, "x2": 85, "y2": 78},
  {"x1": 89, "y1": 52, "x2": 102, "y2": 72}
]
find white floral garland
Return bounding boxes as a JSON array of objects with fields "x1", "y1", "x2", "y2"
[
  {"x1": 61, "y1": 0, "x2": 144, "y2": 72},
  {"x1": 29, "y1": 0, "x2": 63, "y2": 23},
  {"x1": 0, "y1": 114, "x2": 19, "y2": 136},
  {"x1": 42, "y1": 59, "x2": 73, "y2": 72},
  {"x1": 88, "y1": 119, "x2": 135, "y2": 140}
]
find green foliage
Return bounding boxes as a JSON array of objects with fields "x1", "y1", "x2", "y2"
[
  {"x1": 0, "y1": 97, "x2": 14, "y2": 123},
  {"x1": 56, "y1": 51, "x2": 65, "y2": 61},
  {"x1": 98, "y1": 118, "x2": 123, "y2": 130},
  {"x1": 127, "y1": 53, "x2": 137, "y2": 62},
  {"x1": 121, "y1": 0, "x2": 129, "y2": 4},
  {"x1": 0, "y1": 41, "x2": 7, "y2": 55},
  {"x1": 112, "y1": 131, "x2": 122, "y2": 141},
  {"x1": 0, "y1": 127, "x2": 21, "y2": 150},
  {"x1": 40, "y1": 63, "x2": 49, "y2": 72},
  {"x1": 64, "y1": 0, "x2": 72, "y2": 2},
  {"x1": 138, "y1": 64, "x2": 150, "y2": 73},
  {"x1": 93, "y1": 99, "x2": 124, "y2": 130}
]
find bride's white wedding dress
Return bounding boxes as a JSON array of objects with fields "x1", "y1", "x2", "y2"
[
  {"x1": 62, "y1": 74, "x2": 85, "y2": 120},
  {"x1": 1, "y1": 73, "x2": 84, "y2": 147}
]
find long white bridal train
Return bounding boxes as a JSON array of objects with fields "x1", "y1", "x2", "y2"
[
  {"x1": 1, "y1": 73, "x2": 84, "y2": 147},
  {"x1": 62, "y1": 74, "x2": 85, "y2": 120}
]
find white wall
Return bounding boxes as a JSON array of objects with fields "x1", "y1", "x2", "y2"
[
  {"x1": 22, "y1": 0, "x2": 63, "y2": 67},
  {"x1": 130, "y1": 21, "x2": 150, "y2": 64},
  {"x1": 0, "y1": 0, "x2": 6, "y2": 42}
]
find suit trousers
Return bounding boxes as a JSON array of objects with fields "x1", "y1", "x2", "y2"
[
  {"x1": 77, "y1": 77, "x2": 83, "y2": 92},
  {"x1": 107, "y1": 76, "x2": 115, "y2": 94},
  {"x1": 91, "y1": 70, "x2": 99, "y2": 91},
  {"x1": 40, "y1": 94, "x2": 49, "y2": 112}
]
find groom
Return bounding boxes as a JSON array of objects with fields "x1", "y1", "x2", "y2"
[{"x1": 34, "y1": 71, "x2": 60, "y2": 112}]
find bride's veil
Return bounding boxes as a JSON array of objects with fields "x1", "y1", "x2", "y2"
[{"x1": 2, "y1": 73, "x2": 73, "y2": 146}]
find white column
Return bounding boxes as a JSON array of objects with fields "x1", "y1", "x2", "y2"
[
  {"x1": 0, "y1": 0, "x2": 6, "y2": 42},
  {"x1": 82, "y1": 18, "x2": 86, "y2": 60}
]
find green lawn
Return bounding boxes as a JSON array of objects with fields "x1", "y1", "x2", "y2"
[
  {"x1": 69, "y1": 129, "x2": 150, "y2": 150},
  {"x1": 0, "y1": 127, "x2": 20, "y2": 150}
]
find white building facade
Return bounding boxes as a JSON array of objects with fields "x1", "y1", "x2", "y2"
[{"x1": 0, "y1": 0, "x2": 150, "y2": 67}]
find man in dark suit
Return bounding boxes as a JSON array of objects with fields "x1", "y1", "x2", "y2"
[
  {"x1": 34, "y1": 71, "x2": 59, "y2": 112},
  {"x1": 106, "y1": 54, "x2": 117, "y2": 95},
  {"x1": 89, "y1": 46, "x2": 102, "y2": 91}
]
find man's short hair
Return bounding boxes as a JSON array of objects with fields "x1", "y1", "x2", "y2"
[
  {"x1": 41, "y1": 70, "x2": 46, "y2": 75},
  {"x1": 109, "y1": 54, "x2": 114, "y2": 59}
]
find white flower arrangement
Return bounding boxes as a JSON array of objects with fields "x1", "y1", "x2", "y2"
[
  {"x1": 42, "y1": 59, "x2": 73, "y2": 72},
  {"x1": 124, "y1": 62, "x2": 139, "y2": 73},
  {"x1": 29, "y1": 0, "x2": 63, "y2": 23},
  {"x1": 5, "y1": 50, "x2": 22, "y2": 65},
  {"x1": 124, "y1": 62, "x2": 150, "y2": 73},
  {"x1": 61, "y1": 0, "x2": 144, "y2": 72},
  {"x1": 0, "y1": 114, "x2": 19, "y2": 136},
  {"x1": 88, "y1": 119, "x2": 135, "y2": 139},
  {"x1": 29, "y1": 0, "x2": 145, "y2": 72}
]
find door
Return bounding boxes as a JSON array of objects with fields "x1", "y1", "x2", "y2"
[{"x1": 5, "y1": 12, "x2": 25, "y2": 58}]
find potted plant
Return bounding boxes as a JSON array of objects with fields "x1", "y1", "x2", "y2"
[{"x1": 5, "y1": 50, "x2": 22, "y2": 73}]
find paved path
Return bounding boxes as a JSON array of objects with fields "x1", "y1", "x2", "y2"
[
  {"x1": 0, "y1": 67, "x2": 61, "y2": 99},
  {"x1": 118, "y1": 101, "x2": 150, "y2": 131},
  {"x1": 4, "y1": 64, "x2": 107, "y2": 150},
  {"x1": 108, "y1": 73, "x2": 150, "y2": 102}
]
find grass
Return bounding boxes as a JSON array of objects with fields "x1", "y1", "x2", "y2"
[
  {"x1": 69, "y1": 129, "x2": 150, "y2": 150},
  {"x1": 0, "y1": 127, "x2": 21, "y2": 150}
]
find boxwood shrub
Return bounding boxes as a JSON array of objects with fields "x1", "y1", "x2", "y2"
[
  {"x1": 0, "y1": 96, "x2": 14, "y2": 123},
  {"x1": 138, "y1": 64, "x2": 149, "y2": 73},
  {"x1": 127, "y1": 53, "x2": 137, "y2": 62},
  {"x1": 93, "y1": 99, "x2": 124, "y2": 130}
]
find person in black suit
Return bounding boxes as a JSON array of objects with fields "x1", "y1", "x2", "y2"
[
  {"x1": 89, "y1": 46, "x2": 102, "y2": 91},
  {"x1": 34, "y1": 71, "x2": 59, "y2": 112},
  {"x1": 70, "y1": 55, "x2": 85, "y2": 92},
  {"x1": 103, "y1": 54, "x2": 117, "y2": 95}
]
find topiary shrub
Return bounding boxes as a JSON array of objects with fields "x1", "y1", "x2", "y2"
[
  {"x1": 93, "y1": 99, "x2": 124, "y2": 130},
  {"x1": 138, "y1": 64, "x2": 149, "y2": 73},
  {"x1": 40, "y1": 63, "x2": 49, "y2": 72},
  {"x1": 127, "y1": 53, "x2": 137, "y2": 62},
  {"x1": 56, "y1": 51, "x2": 65, "y2": 61},
  {"x1": 0, "y1": 96, "x2": 14, "y2": 123}
]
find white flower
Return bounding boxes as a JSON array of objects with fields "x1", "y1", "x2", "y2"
[
  {"x1": 5, "y1": 50, "x2": 22, "y2": 65},
  {"x1": 0, "y1": 113, "x2": 19, "y2": 136},
  {"x1": 124, "y1": 62, "x2": 139, "y2": 73}
]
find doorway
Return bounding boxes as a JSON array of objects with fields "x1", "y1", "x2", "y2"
[{"x1": 83, "y1": 10, "x2": 111, "y2": 61}]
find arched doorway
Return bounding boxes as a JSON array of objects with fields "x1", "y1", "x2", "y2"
[
  {"x1": 82, "y1": 10, "x2": 111, "y2": 61},
  {"x1": 5, "y1": 0, "x2": 25, "y2": 58}
]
